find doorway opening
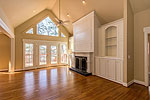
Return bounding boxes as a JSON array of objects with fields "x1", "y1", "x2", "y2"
[{"x1": 144, "y1": 27, "x2": 150, "y2": 87}]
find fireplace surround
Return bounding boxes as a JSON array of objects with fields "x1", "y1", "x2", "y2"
[{"x1": 69, "y1": 53, "x2": 92, "y2": 76}]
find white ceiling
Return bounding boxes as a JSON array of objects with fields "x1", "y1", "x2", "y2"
[
  {"x1": 0, "y1": 0, "x2": 56, "y2": 28},
  {"x1": 52, "y1": 0, "x2": 124, "y2": 34},
  {"x1": 0, "y1": 0, "x2": 150, "y2": 34},
  {"x1": 130, "y1": 0, "x2": 150, "y2": 13}
]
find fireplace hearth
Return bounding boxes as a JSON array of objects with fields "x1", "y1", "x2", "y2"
[{"x1": 69, "y1": 56, "x2": 92, "y2": 76}]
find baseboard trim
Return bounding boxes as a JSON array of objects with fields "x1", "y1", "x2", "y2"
[
  {"x1": 127, "y1": 80, "x2": 134, "y2": 87},
  {"x1": 15, "y1": 65, "x2": 61, "y2": 72},
  {"x1": 0, "y1": 69, "x2": 8, "y2": 72},
  {"x1": 122, "y1": 80, "x2": 134, "y2": 87},
  {"x1": 134, "y1": 80, "x2": 146, "y2": 86},
  {"x1": 122, "y1": 82, "x2": 128, "y2": 87}
]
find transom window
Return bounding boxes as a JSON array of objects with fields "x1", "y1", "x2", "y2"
[
  {"x1": 26, "y1": 28, "x2": 33, "y2": 34},
  {"x1": 37, "y1": 17, "x2": 59, "y2": 36},
  {"x1": 61, "y1": 32, "x2": 66, "y2": 37}
]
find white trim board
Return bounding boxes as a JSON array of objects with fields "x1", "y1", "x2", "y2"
[
  {"x1": 143, "y1": 27, "x2": 150, "y2": 87},
  {"x1": 122, "y1": 80, "x2": 134, "y2": 87},
  {"x1": 134, "y1": 80, "x2": 146, "y2": 86},
  {"x1": 0, "y1": 69, "x2": 8, "y2": 72},
  {"x1": 0, "y1": 18, "x2": 14, "y2": 38},
  {"x1": 15, "y1": 65, "x2": 61, "y2": 72},
  {"x1": 123, "y1": 80, "x2": 146, "y2": 87}
]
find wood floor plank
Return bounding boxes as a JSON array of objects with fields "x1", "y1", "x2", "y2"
[{"x1": 0, "y1": 66, "x2": 149, "y2": 100}]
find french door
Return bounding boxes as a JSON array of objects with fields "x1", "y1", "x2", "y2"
[
  {"x1": 24, "y1": 43, "x2": 34, "y2": 67},
  {"x1": 39, "y1": 45, "x2": 47, "y2": 66},
  {"x1": 51, "y1": 45, "x2": 58, "y2": 64},
  {"x1": 23, "y1": 39, "x2": 67, "y2": 69},
  {"x1": 60, "y1": 43, "x2": 68, "y2": 64}
]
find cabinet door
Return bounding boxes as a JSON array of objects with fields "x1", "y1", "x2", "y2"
[
  {"x1": 115, "y1": 60, "x2": 123, "y2": 83},
  {"x1": 108, "y1": 59, "x2": 116, "y2": 80},
  {"x1": 100, "y1": 59, "x2": 106, "y2": 77},
  {"x1": 95, "y1": 58, "x2": 100, "y2": 76}
]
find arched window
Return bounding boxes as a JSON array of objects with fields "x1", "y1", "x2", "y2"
[{"x1": 37, "y1": 17, "x2": 59, "y2": 36}]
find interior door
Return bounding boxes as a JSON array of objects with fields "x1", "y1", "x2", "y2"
[{"x1": 108, "y1": 59, "x2": 116, "y2": 80}]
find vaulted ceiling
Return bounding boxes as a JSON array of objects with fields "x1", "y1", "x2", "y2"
[
  {"x1": 0, "y1": 0, "x2": 150, "y2": 34},
  {"x1": 52, "y1": 0, "x2": 124, "y2": 34},
  {"x1": 0, "y1": 0, "x2": 56, "y2": 28}
]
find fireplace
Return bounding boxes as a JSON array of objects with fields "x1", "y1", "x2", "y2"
[
  {"x1": 75, "y1": 56, "x2": 87, "y2": 72},
  {"x1": 69, "y1": 55, "x2": 92, "y2": 76}
]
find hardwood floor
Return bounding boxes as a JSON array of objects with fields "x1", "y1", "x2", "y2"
[{"x1": 0, "y1": 66, "x2": 149, "y2": 100}]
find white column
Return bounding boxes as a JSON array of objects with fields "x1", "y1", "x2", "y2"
[{"x1": 9, "y1": 37, "x2": 15, "y2": 72}]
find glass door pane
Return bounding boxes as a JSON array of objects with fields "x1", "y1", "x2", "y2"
[
  {"x1": 51, "y1": 45, "x2": 57, "y2": 64},
  {"x1": 39, "y1": 45, "x2": 47, "y2": 65},
  {"x1": 61, "y1": 44, "x2": 67, "y2": 64},
  {"x1": 25, "y1": 43, "x2": 33, "y2": 67}
]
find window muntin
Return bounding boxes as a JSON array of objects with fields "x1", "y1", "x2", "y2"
[
  {"x1": 37, "y1": 17, "x2": 59, "y2": 36},
  {"x1": 39, "y1": 45, "x2": 47, "y2": 65},
  {"x1": 26, "y1": 28, "x2": 33, "y2": 34},
  {"x1": 25, "y1": 43, "x2": 33, "y2": 67},
  {"x1": 51, "y1": 46, "x2": 57, "y2": 64}
]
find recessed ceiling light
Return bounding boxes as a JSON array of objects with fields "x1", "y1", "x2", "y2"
[
  {"x1": 33, "y1": 10, "x2": 36, "y2": 13},
  {"x1": 82, "y1": 0, "x2": 86, "y2": 5},
  {"x1": 67, "y1": 13, "x2": 70, "y2": 17}
]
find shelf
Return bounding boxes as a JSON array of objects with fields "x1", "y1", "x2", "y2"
[
  {"x1": 106, "y1": 36, "x2": 117, "y2": 39},
  {"x1": 105, "y1": 44, "x2": 117, "y2": 47}
]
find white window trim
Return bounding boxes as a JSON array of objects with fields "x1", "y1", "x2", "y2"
[{"x1": 23, "y1": 39, "x2": 68, "y2": 70}]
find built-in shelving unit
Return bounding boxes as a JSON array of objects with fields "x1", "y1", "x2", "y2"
[
  {"x1": 95, "y1": 19, "x2": 124, "y2": 86},
  {"x1": 105, "y1": 26, "x2": 117, "y2": 57}
]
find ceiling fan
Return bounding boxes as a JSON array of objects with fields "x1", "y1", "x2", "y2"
[{"x1": 55, "y1": 0, "x2": 70, "y2": 26}]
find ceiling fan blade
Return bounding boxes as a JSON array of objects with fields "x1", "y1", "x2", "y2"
[
  {"x1": 55, "y1": 18, "x2": 60, "y2": 22},
  {"x1": 63, "y1": 23, "x2": 69, "y2": 26},
  {"x1": 63, "y1": 20, "x2": 70, "y2": 23},
  {"x1": 56, "y1": 23, "x2": 60, "y2": 27}
]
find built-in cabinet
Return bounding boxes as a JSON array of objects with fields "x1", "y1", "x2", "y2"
[
  {"x1": 72, "y1": 11, "x2": 124, "y2": 85},
  {"x1": 95, "y1": 57, "x2": 123, "y2": 84},
  {"x1": 95, "y1": 19, "x2": 124, "y2": 85}
]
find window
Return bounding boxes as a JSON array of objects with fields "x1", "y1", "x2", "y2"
[
  {"x1": 61, "y1": 32, "x2": 66, "y2": 37},
  {"x1": 51, "y1": 46, "x2": 57, "y2": 64},
  {"x1": 26, "y1": 28, "x2": 33, "y2": 34},
  {"x1": 37, "y1": 17, "x2": 59, "y2": 36},
  {"x1": 61, "y1": 44, "x2": 67, "y2": 64},
  {"x1": 39, "y1": 45, "x2": 47, "y2": 65},
  {"x1": 25, "y1": 43, "x2": 33, "y2": 67}
]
